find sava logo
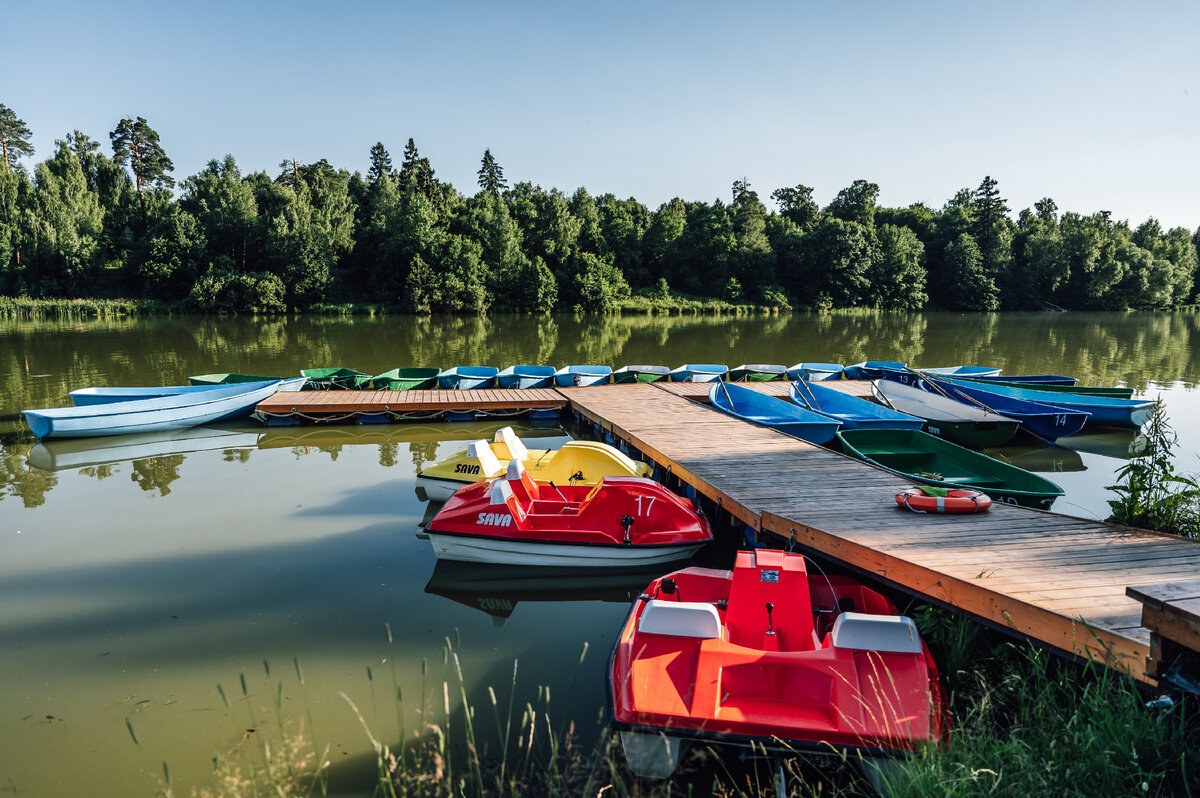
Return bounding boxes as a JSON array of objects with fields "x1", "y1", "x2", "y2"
[
  {"x1": 455, "y1": 463, "x2": 481, "y2": 475},
  {"x1": 476, "y1": 512, "x2": 513, "y2": 527}
]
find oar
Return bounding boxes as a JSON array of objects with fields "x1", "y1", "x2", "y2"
[
  {"x1": 871, "y1": 380, "x2": 901, "y2": 412},
  {"x1": 791, "y1": 379, "x2": 822, "y2": 412},
  {"x1": 719, "y1": 377, "x2": 735, "y2": 409},
  {"x1": 917, "y1": 371, "x2": 1066, "y2": 450}
]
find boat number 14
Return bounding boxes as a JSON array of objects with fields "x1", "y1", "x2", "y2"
[{"x1": 633, "y1": 495, "x2": 656, "y2": 516}]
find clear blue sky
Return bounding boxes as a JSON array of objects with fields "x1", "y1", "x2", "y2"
[{"x1": 9, "y1": 0, "x2": 1199, "y2": 229}]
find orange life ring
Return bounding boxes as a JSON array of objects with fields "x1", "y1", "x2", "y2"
[{"x1": 896, "y1": 487, "x2": 992, "y2": 514}]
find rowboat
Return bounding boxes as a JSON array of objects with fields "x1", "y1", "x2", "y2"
[
  {"x1": 70, "y1": 384, "x2": 231, "y2": 406},
  {"x1": 709, "y1": 382, "x2": 841, "y2": 444},
  {"x1": 871, "y1": 379, "x2": 1020, "y2": 448},
  {"x1": 786, "y1": 362, "x2": 844, "y2": 381},
  {"x1": 611, "y1": 549, "x2": 947, "y2": 779},
  {"x1": 497, "y1": 365, "x2": 557, "y2": 389},
  {"x1": 23, "y1": 378, "x2": 307, "y2": 440},
  {"x1": 368, "y1": 367, "x2": 440, "y2": 390},
  {"x1": 611, "y1": 365, "x2": 670, "y2": 384},
  {"x1": 917, "y1": 375, "x2": 1090, "y2": 440},
  {"x1": 970, "y1": 373, "x2": 1078, "y2": 387},
  {"x1": 843, "y1": 361, "x2": 906, "y2": 380},
  {"x1": 424, "y1": 460, "x2": 712, "y2": 567},
  {"x1": 300, "y1": 367, "x2": 369, "y2": 390},
  {"x1": 790, "y1": 380, "x2": 925, "y2": 432},
  {"x1": 669, "y1": 364, "x2": 728, "y2": 382},
  {"x1": 553, "y1": 365, "x2": 612, "y2": 386},
  {"x1": 921, "y1": 365, "x2": 1002, "y2": 378},
  {"x1": 937, "y1": 376, "x2": 1151, "y2": 428},
  {"x1": 726, "y1": 364, "x2": 787, "y2": 382},
  {"x1": 946, "y1": 374, "x2": 1132, "y2": 398},
  {"x1": 188, "y1": 372, "x2": 282, "y2": 385},
  {"x1": 437, "y1": 366, "x2": 499, "y2": 390},
  {"x1": 837, "y1": 428, "x2": 1065, "y2": 509},
  {"x1": 415, "y1": 426, "x2": 652, "y2": 502}
]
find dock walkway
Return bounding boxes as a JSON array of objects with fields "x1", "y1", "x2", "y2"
[{"x1": 563, "y1": 382, "x2": 1200, "y2": 677}]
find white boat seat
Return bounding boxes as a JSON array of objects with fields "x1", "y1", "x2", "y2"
[
  {"x1": 494, "y1": 426, "x2": 529, "y2": 461},
  {"x1": 830, "y1": 612, "x2": 922, "y2": 654},
  {"x1": 467, "y1": 440, "x2": 504, "y2": 477},
  {"x1": 637, "y1": 600, "x2": 722, "y2": 639},
  {"x1": 505, "y1": 458, "x2": 541, "y2": 500}
]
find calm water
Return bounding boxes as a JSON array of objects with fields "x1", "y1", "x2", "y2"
[{"x1": 2, "y1": 311, "x2": 1199, "y2": 796}]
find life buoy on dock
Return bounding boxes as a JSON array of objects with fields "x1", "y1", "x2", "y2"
[{"x1": 896, "y1": 487, "x2": 992, "y2": 514}]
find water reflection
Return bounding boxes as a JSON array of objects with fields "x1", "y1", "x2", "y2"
[{"x1": 984, "y1": 443, "x2": 1086, "y2": 473}]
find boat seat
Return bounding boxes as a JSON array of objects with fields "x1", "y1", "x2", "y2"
[
  {"x1": 637, "y1": 600, "x2": 722, "y2": 639},
  {"x1": 505, "y1": 458, "x2": 541, "y2": 501},
  {"x1": 829, "y1": 612, "x2": 922, "y2": 654},
  {"x1": 488, "y1": 479, "x2": 526, "y2": 523},
  {"x1": 467, "y1": 440, "x2": 505, "y2": 478},
  {"x1": 494, "y1": 426, "x2": 529, "y2": 460}
]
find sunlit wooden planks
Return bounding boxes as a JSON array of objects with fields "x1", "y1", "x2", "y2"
[{"x1": 255, "y1": 387, "x2": 568, "y2": 418}]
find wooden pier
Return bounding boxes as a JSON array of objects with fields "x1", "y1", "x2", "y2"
[{"x1": 255, "y1": 380, "x2": 1200, "y2": 680}]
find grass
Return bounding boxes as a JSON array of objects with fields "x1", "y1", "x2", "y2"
[
  {"x1": 1106, "y1": 398, "x2": 1200, "y2": 538},
  {"x1": 0, "y1": 295, "x2": 170, "y2": 318}
]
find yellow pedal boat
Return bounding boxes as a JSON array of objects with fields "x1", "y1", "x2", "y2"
[{"x1": 415, "y1": 426, "x2": 652, "y2": 501}]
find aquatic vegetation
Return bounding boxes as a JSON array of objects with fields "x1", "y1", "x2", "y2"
[{"x1": 1107, "y1": 398, "x2": 1200, "y2": 538}]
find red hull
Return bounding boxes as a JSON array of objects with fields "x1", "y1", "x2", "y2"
[{"x1": 610, "y1": 550, "x2": 948, "y2": 758}]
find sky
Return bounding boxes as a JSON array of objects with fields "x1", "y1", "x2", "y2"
[{"x1": 8, "y1": 0, "x2": 1200, "y2": 229}]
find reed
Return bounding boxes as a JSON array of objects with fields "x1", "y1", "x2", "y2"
[
  {"x1": 1107, "y1": 398, "x2": 1200, "y2": 538},
  {"x1": 0, "y1": 295, "x2": 169, "y2": 318}
]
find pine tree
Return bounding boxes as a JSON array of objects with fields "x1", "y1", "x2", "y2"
[
  {"x1": 0, "y1": 104, "x2": 34, "y2": 174},
  {"x1": 477, "y1": 148, "x2": 507, "y2": 197},
  {"x1": 109, "y1": 116, "x2": 174, "y2": 203},
  {"x1": 398, "y1": 138, "x2": 436, "y2": 195},
  {"x1": 367, "y1": 142, "x2": 392, "y2": 185}
]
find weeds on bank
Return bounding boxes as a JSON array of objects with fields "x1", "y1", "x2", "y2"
[
  {"x1": 0, "y1": 295, "x2": 162, "y2": 318},
  {"x1": 1107, "y1": 398, "x2": 1200, "y2": 538}
]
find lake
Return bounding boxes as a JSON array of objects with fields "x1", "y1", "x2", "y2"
[{"x1": 1, "y1": 310, "x2": 1198, "y2": 796}]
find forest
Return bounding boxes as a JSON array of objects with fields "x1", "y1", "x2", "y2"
[{"x1": 1, "y1": 104, "x2": 1198, "y2": 314}]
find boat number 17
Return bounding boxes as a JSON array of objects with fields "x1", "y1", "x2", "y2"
[{"x1": 633, "y1": 495, "x2": 656, "y2": 516}]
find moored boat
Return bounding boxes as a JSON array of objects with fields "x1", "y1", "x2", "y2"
[
  {"x1": 188, "y1": 372, "x2": 283, "y2": 385},
  {"x1": 424, "y1": 460, "x2": 712, "y2": 567},
  {"x1": 871, "y1": 379, "x2": 1020, "y2": 448},
  {"x1": 437, "y1": 366, "x2": 499, "y2": 390},
  {"x1": 937, "y1": 376, "x2": 1151, "y2": 427},
  {"x1": 916, "y1": 375, "x2": 1090, "y2": 440},
  {"x1": 921, "y1": 365, "x2": 1002, "y2": 378},
  {"x1": 368, "y1": 367, "x2": 440, "y2": 390},
  {"x1": 837, "y1": 428, "x2": 1064, "y2": 509},
  {"x1": 790, "y1": 380, "x2": 925, "y2": 432},
  {"x1": 946, "y1": 374, "x2": 1132, "y2": 398},
  {"x1": 416, "y1": 426, "x2": 652, "y2": 502},
  {"x1": 611, "y1": 365, "x2": 670, "y2": 384},
  {"x1": 844, "y1": 361, "x2": 906, "y2": 380},
  {"x1": 970, "y1": 373, "x2": 1077, "y2": 387},
  {"x1": 553, "y1": 364, "x2": 612, "y2": 387},
  {"x1": 786, "y1": 362, "x2": 844, "y2": 381},
  {"x1": 23, "y1": 378, "x2": 307, "y2": 440},
  {"x1": 669, "y1": 364, "x2": 728, "y2": 382},
  {"x1": 709, "y1": 381, "x2": 841, "y2": 444},
  {"x1": 726, "y1": 364, "x2": 787, "y2": 382},
  {"x1": 497, "y1": 365, "x2": 557, "y2": 389},
  {"x1": 300, "y1": 367, "x2": 369, "y2": 390},
  {"x1": 611, "y1": 548, "x2": 948, "y2": 779}
]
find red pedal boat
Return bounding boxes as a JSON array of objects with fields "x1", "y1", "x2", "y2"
[
  {"x1": 424, "y1": 460, "x2": 712, "y2": 567},
  {"x1": 610, "y1": 549, "x2": 948, "y2": 778}
]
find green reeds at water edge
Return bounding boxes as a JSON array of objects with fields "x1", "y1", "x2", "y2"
[
  {"x1": 1106, "y1": 398, "x2": 1200, "y2": 539},
  {"x1": 0, "y1": 296, "x2": 169, "y2": 318}
]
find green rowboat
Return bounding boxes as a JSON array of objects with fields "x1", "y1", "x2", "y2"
[
  {"x1": 726, "y1": 363, "x2": 787, "y2": 382},
  {"x1": 837, "y1": 428, "x2": 1064, "y2": 509},
  {"x1": 611, "y1": 365, "x2": 670, "y2": 383},
  {"x1": 934, "y1": 374, "x2": 1135, "y2": 399},
  {"x1": 300, "y1": 367, "x2": 370, "y2": 390},
  {"x1": 188, "y1": 372, "x2": 282, "y2": 385},
  {"x1": 367, "y1": 367, "x2": 440, "y2": 390}
]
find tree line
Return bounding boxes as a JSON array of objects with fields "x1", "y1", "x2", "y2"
[{"x1": 1, "y1": 103, "x2": 1197, "y2": 314}]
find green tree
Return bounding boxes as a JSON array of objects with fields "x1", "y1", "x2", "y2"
[
  {"x1": 869, "y1": 224, "x2": 927, "y2": 310},
  {"x1": 367, "y1": 142, "x2": 393, "y2": 185},
  {"x1": 24, "y1": 141, "x2": 105, "y2": 295},
  {"x1": 642, "y1": 198, "x2": 686, "y2": 283},
  {"x1": 729, "y1": 179, "x2": 773, "y2": 291},
  {"x1": 109, "y1": 117, "x2": 175, "y2": 204},
  {"x1": 597, "y1": 194, "x2": 648, "y2": 285},
  {"x1": 0, "y1": 104, "x2": 34, "y2": 174},
  {"x1": 942, "y1": 233, "x2": 999, "y2": 310},
  {"x1": 825, "y1": 179, "x2": 879, "y2": 227},
  {"x1": 793, "y1": 217, "x2": 874, "y2": 308},
  {"x1": 181, "y1": 155, "x2": 259, "y2": 270},
  {"x1": 477, "y1": 148, "x2": 506, "y2": 197},
  {"x1": 770, "y1": 183, "x2": 820, "y2": 231}
]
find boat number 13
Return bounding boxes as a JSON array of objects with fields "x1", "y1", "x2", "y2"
[{"x1": 633, "y1": 496, "x2": 656, "y2": 516}]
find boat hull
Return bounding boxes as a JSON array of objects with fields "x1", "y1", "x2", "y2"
[
  {"x1": 669, "y1": 364, "x2": 728, "y2": 382},
  {"x1": 553, "y1": 366, "x2": 613, "y2": 387},
  {"x1": 426, "y1": 532, "x2": 705, "y2": 567},
  {"x1": 919, "y1": 376, "x2": 1090, "y2": 440},
  {"x1": 786, "y1": 362, "x2": 844, "y2": 381},
  {"x1": 727, "y1": 364, "x2": 786, "y2": 382},
  {"x1": 612, "y1": 366, "x2": 669, "y2": 384},
  {"x1": 844, "y1": 361, "x2": 906, "y2": 380},
  {"x1": 710, "y1": 382, "x2": 841, "y2": 445},
  {"x1": 938, "y1": 376, "x2": 1150, "y2": 427},
  {"x1": 790, "y1": 381, "x2": 925, "y2": 432}
]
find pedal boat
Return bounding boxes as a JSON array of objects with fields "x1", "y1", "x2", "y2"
[
  {"x1": 424, "y1": 460, "x2": 712, "y2": 567},
  {"x1": 415, "y1": 426, "x2": 652, "y2": 502},
  {"x1": 610, "y1": 549, "x2": 948, "y2": 779}
]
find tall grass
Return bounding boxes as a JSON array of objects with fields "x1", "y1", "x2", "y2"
[
  {"x1": 1107, "y1": 398, "x2": 1200, "y2": 538},
  {"x1": 0, "y1": 295, "x2": 168, "y2": 318}
]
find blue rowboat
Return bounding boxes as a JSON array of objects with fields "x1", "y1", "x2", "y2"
[
  {"x1": 554, "y1": 365, "x2": 613, "y2": 386},
  {"x1": 844, "y1": 361, "x2": 906, "y2": 380},
  {"x1": 790, "y1": 380, "x2": 925, "y2": 432},
  {"x1": 70, "y1": 383, "x2": 233, "y2": 406},
  {"x1": 497, "y1": 365, "x2": 557, "y2": 389},
  {"x1": 937, "y1": 376, "x2": 1152, "y2": 428},
  {"x1": 437, "y1": 366, "x2": 499, "y2": 390},
  {"x1": 921, "y1": 365, "x2": 1003, "y2": 378},
  {"x1": 23, "y1": 378, "x2": 306, "y2": 440},
  {"x1": 670, "y1": 364, "x2": 728, "y2": 382},
  {"x1": 786, "y1": 362, "x2": 844, "y2": 381},
  {"x1": 917, "y1": 375, "x2": 1090, "y2": 441},
  {"x1": 970, "y1": 374, "x2": 1078, "y2": 387},
  {"x1": 709, "y1": 382, "x2": 841, "y2": 444}
]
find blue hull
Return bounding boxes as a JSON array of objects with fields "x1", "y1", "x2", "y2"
[
  {"x1": 919, "y1": 376, "x2": 1090, "y2": 440},
  {"x1": 938, "y1": 376, "x2": 1151, "y2": 428},
  {"x1": 670, "y1": 364, "x2": 728, "y2": 382},
  {"x1": 709, "y1": 382, "x2": 840, "y2": 445},
  {"x1": 844, "y1": 361, "x2": 906, "y2": 380},
  {"x1": 790, "y1": 381, "x2": 925, "y2": 432},
  {"x1": 970, "y1": 374, "x2": 1078, "y2": 387},
  {"x1": 497, "y1": 365, "x2": 556, "y2": 389},
  {"x1": 23, "y1": 378, "x2": 305, "y2": 440},
  {"x1": 437, "y1": 367, "x2": 499, "y2": 390},
  {"x1": 554, "y1": 365, "x2": 612, "y2": 386},
  {"x1": 786, "y1": 362, "x2": 844, "y2": 381},
  {"x1": 922, "y1": 365, "x2": 1003, "y2": 378}
]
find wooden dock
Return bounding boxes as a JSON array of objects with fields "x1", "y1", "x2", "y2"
[
  {"x1": 562, "y1": 382, "x2": 1200, "y2": 679},
  {"x1": 253, "y1": 380, "x2": 1200, "y2": 680}
]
